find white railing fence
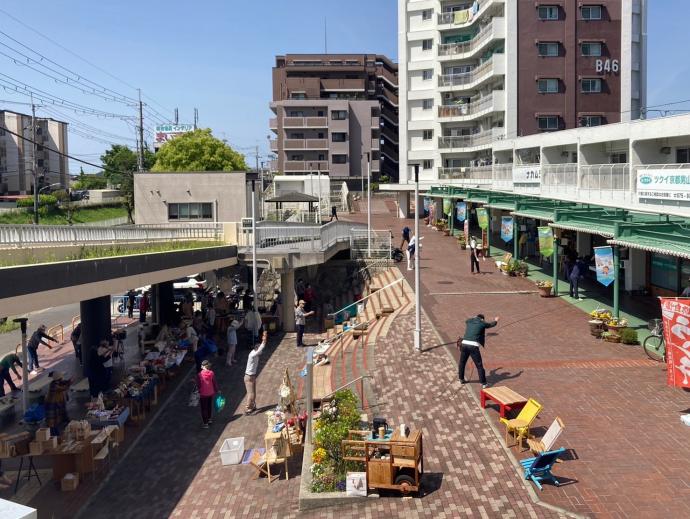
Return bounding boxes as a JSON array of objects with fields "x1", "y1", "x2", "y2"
[{"x1": 349, "y1": 229, "x2": 392, "y2": 260}]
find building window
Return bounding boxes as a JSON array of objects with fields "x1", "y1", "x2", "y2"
[
  {"x1": 168, "y1": 203, "x2": 213, "y2": 221},
  {"x1": 332, "y1": 154, "x2": 347, "y2": 164},
  {"x1": 332, "y1": 132, "x2": 347, "y2": 142},
  {"x1": 581, "y1": 42, "x2": 603, "y2": 57},
  {"x1": 422, "y1": 69, "x2": 433, "y2": 81},
  {"x1": 422, "y1": 99, "x2": 434, "y2": 110},
  {"x1": 422, "y1": 9, "x2": 433, "y2": 20},
  {"x1": 422, "y1": 39, "x2": 433, "y2": 51},
  {"x1": 677, "y1": 148, "x2": 690, "y2": 163},
  {"x1": 422, "y1": 159, "x2": 433, "y2": 170},
  {"x1": 537, "y1": 42, "x2": 559, "y2": 57},
  {"x1": 537, "y1": 116, "x2": 559, "y2": 131},
  {"x1": 579, "y1": 115, "x2": 603, "y2": 127},
  {"x1": 288, "y1": 111, "x2": 304, "y2": 117},
  {"x1": 581, "y1": 5, "x2": 603, "y2": 20},
  {"x1": 537, "y1": 6, "x2": 559, "y2": 20},
  {"x1": 537, "y1": 78, "x2": 559, "y2": 93},
  {"x1": 422, "y1": 130, "x2": 433, "y2": 140},
  {"x1": 581, "y1": 78, "x2": 603, "y2": 93},
  {"x1": 610, "y1": 152, "x2": 627, "y2": 163},
  {"x1": 331, "y1": 110, "x2": 347, "y2": 120},
  {"x1": 290, "y1": 92, "x2": 306, "y2": 100}
]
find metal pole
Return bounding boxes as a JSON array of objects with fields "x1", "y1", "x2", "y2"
[
  {"x1": 317, "y1": 167, "x2": 322, "y2": 225},
  {"x1": 13, "y1": 318, "x2": 28, "y2": 414},
  {"x1": 31, "y1": 95, "x2": 38, "y2": 225},
  {"x1": 366, "y1": 152, "x2": 371, "y2": 257},
  {"x1": 251, "y1": 180, "x2": 258, "y2": 345},
  {"x1": 513, "y1": 216, "x2": 519, "y2": 260},
  {"x1": 613, "y1": 245, "x2": 620, "y2": 318},
  {"x1": 552, "y1": 237, "x2": 560, "y2": 297},
  {"x1": 137, "y1": 89, "x2": 144, "y2": 172},
  {"x1": 413, "y1": 164, "x2": 422, "y2": 352},
  {"x1": 305, "y1": 346, "x2": 314, "y2": 444}
]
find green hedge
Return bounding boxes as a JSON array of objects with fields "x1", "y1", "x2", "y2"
[{"x1": 16, "y1": 194, "x2": 58, "y2": 208}]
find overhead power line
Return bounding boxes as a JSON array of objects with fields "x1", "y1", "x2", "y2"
[{"x1": 40, "y1": 105, "x2": 136, "y2": 143}]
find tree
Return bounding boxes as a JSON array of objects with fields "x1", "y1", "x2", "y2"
[
  {"x1": 73, "y1": 167, "x2": 107, "y2": 190},
  {"x1": 151, "y1": 128, "x2": 247, "y2": 172},
  {"x1": 100, "y1": 145, "x2": 155, "y2": 223}
]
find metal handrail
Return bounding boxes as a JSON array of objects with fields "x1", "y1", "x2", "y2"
[
  {"x1": 332, "y1": 276, "x2": 404, "y2": 318},
  {"x1": 321, "y1": 375, "x2": 372, "y2": 402}
]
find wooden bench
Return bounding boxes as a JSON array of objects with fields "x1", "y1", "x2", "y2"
[
  {"x1": 312, "y1": 364, "x2": 332, "y2": 402},
  {"x1": 480, "y1": 386, "x2": 528, "y2": 418}
]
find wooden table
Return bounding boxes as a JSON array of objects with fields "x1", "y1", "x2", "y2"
[{"x1": 480, "y1": 386, "x2": 528, "y2": 418}]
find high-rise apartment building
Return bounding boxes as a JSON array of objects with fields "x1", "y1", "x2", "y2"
[
  {"x1": 398, "y1": 0, "x2": 647, "y2": 184},
  {"x1": 0, "y1": 110, "x2": 69, "y2": 195},
  {"x1": 269, "y1": 54, "x2": 399, "y2": 181}
]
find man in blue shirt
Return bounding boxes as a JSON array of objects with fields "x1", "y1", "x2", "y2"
[{"x1": 458, "y1": 314, "x2": 499, "y2": 389}]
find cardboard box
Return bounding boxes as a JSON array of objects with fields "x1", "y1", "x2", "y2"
[
  {"x1": 35, "y1": 428, "x2": 51, "y2": 442},
  {"x1": 41, "y1": 436, "x2": 58, "y2": 450},
  {"x1": 29, "y1": 441, "x2": 43, "y2": 456},
  {"x1": 61, "y1": 473, "x2": 79, "y2": 491}
]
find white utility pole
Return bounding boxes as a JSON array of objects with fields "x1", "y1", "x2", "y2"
[
  {"x1": 317, "y1": 166, "x2": 322, "y2": 225},
  {"x1": 251, "y1": 180, "x2": 258, "y2": 344},
  {"x1": 31, "y1": 95, "x2": 39, "y2": 225},
  {"x1": 366, "y1": 152, "x2": 372, "y2": 257},
  {"x1": 413, "y1": 164, "x2": 421, "y2": 352},
  {"x1": 14, "y1": 319, "x2": 28, "y2": 413}
]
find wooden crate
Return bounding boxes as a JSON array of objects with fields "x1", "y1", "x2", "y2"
[{"x1": 367, "y1": 459, "x2": 393, "y2": 487}]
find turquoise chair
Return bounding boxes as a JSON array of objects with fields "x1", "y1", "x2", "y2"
[{"x1": 520, "y1": 447, "x2": 566, "y2": 491}]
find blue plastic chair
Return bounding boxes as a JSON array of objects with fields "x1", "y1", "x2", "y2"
[{"x1": 520, "y1": 447, "x2": 566, "y2": 491}]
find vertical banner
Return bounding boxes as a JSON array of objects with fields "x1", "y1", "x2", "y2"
[
  {"x1": 660, "y1": 298, "x2": 690, "y2": 389},
  {"x1": 456, "y1": 202, "x2": 467, "y2": 222},
  {"x1": 423, "y1": 197, "x2": 430, "y2": 212},
  {"x1": 464, "y1": 219, "x2": 469, "y2": 243},
  {"x1": 500, "y1": 216, "x2": 514, "y2": 243},
  {"x1": 443, "y1": 198, "x2": 452, "y2": 216},
  {"x1": 594, "y1": 246, "x2": 615, "y2": 287},
  {"x1": 537, "y1": 226, "x2": 554, "y2": 257},
  {"x1": 477, "y1": 208, "x2": 488, "y2": 230}
]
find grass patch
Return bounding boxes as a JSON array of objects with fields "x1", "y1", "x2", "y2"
[
  {"x1": 0, "y1": 319, "x2": 20, "y2": 334},
  {"x1": 0, "y1": 240, "x2": 226, "y2": 268},
  {"x1": 0, "y1": 205, "x2": 127, "y2": 225}
]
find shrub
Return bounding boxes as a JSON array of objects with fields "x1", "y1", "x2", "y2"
[
  {"x1": 620, "y1": 328, "x2": 638, "y2": 345},
  {"x1": 16, "y1": 194, "x2": 58, "y2": 208}
]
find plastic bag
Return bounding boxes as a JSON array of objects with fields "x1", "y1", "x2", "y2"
[
  {"x1": 188, "y1": 388, "x2": 200, "y2": 407},
  {"x1": 214, "y1": 393, "x2": 226, "y2": 413},
  {"x1": 203, "y1": 337, "x2": 218, "y2": 354},
  {"x1": 23, "y1": 403, "x2": 45, "y2": 423}
]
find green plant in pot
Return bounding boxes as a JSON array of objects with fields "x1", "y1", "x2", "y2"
[
  {"x1": 535, "y1": 280, "x2": 553, "y2": 297},
  {"x1": 619, "y1": 328, "x2": 638, "y2": 345},
  {"x1": 516, "y1": 260, "x2": 529, "y2": 277},
  {"x1": 601, "y1": 331, "x2": 621, "y2": 343}
]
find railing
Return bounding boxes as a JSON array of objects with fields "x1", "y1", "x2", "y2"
[
  {"x1": 238, "y1": 220, "x2": 365, "y2": 252},
  {"x1": 438, "y1": 165, "x2": 493, "y2": 182},
  {"x1": 0, "y1": 223, "x2": 222, "y2": 248},
  {"x1": 437, "y1": 0, "x2": 487, "y2": 25},
  {"x1": 320, "y1": 375, "x2": 371, "y2": 406},
  {"x1": 375, "y1": 86, "x2": 399, "y2": 106},
  {"x1": 350, "y1": 228, "x2": 392, "y2": 260},
  {"x1": 264, "y1": 209, "x2": 319, "y2": 224},
  {"x1": 580, "y1": 164, "x2": 630, "y2": 191},
  {"x1": 438, "y1": 19, "x2": 497, "y2": 57},
  {"x1": 269, "y1": 118, "x2": 277, "y2": 129},
  {"x1": 438, "y1": 92, "x2": 500, "y2": 118},
  {"x1": 371, "y1": 138, "x2": 380, "y2": 150},
  {"x1": 370, "y1": 116, "x2": 380, "y2": 128},
  {"x1": 438, "y1": 130, "x2": 494, "y2": 149},
  {"x1": 269, "y1": 139, "x2": 278, "y2": 151},
  {"x1": 284, "y1": 161, "x2": 329, "y2": 172},
  {"x1": 542, "y1": 163, "x2": 578, "y2": 187},
  {"x1": 282, "y1": 117, "x2": 328, "y2": 128},
  {"x1": 438, "y1": 57, "x2": 495, "y2": 87},
  {"x1": 283, "y1": 139, "x2": 329, "y2": 149}
]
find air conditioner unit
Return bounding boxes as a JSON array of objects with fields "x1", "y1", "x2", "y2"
[{"x1": 660, "y1": 147, "x2": 671, "y2": 155}]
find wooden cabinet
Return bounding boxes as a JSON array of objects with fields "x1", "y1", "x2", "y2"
[{"x1": 367, "y1": 459, "x2": 393, "y2": 487}]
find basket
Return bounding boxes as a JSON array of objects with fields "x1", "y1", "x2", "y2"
[{"x1": 219, "y1": 437, "x2": 244, "y2": 465}]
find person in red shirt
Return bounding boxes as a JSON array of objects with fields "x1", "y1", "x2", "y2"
[
  {"x1": 139, "y1": 291, "x2": 149, "y2": 323},
  {"x1": 197, "y1": 360, "x2": 219, "y2": 428},
  {"x1": 303, "y1": 283, "x2": 316, "y2": 312}
]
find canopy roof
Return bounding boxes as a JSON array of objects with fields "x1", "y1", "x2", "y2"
[
  {"x1": 266, "y1": 191, "x2": 319, "y2": 203},
  {"x1": 609, "y1": 221, "x2": 690, "y2": 259},
  {"x1": 550, "y1": 208, "x2": 678, "y2": 238},
  {"x1": 511, "y1": 200, "x2": 579, "y2": 222}
]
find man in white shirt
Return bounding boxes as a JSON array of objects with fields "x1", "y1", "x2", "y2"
[
  {"x1": 469, "y1": 236, "x2": 481, "y2": 274},
  {"x1": 295, "y1": 300, "x2": 315, "y2": 347},
  {"x1": 244, "y1": 331, "x2": 268, "y2": 413}
]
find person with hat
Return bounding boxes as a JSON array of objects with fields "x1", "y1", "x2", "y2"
[
  {"x1": 458, "y1": 314, "x2": 499, "y2": 389},
  {"x1": 226, "y1": 317, "x2": 244, "y2": 366},
  {"x1": 682, "y1": 278, "x2": 690, "y2": 297},
  {"x1": 197, "y1": 360, "x2": 219, "y2": 428},
  {"x1": 27, "y1": 324, "x2": 57, "y2": 375},
  {"x1": 0, "y1": 353, "x2": 22, "y2": 396},
  {"x1": 44, "y1": 371, "x2": 72, "y2": 436},
  {"x1": 244, "y1": 330, "x2": 268, "y2": 414},
  {"x1": 295, "y1": 300, "x2": 315, "y2": 347}
]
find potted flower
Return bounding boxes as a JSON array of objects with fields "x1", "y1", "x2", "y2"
[
  {"x1": 506, "y1": 259, "x2": 519, "y2": 277},
  {"x1": 601, "y1": 331, "x2": 621, "y2": 343},
  {"x1": 588, "y1": 319, "x2": 605, "y2": 337},
  {"x1": 535, "y1": 280, "x2": 553, "y2": 297},
  {"x1": 605, "y1": 318, "x2": 628, "y2": 334},
  {"x1": 457, "y1": 235, "x2": 467, "y2": 250},
  {"x1": 516, "y1": 260, "x2": 529, "y2": 277}
]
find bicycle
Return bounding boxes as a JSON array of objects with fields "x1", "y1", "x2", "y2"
[{"x1": 643, "y1": 318, "x2": 665, "y2": 362}]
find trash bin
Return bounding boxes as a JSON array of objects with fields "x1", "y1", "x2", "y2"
[{"x1": 219, "y1": 437, "x2": 244, "y2": 465}]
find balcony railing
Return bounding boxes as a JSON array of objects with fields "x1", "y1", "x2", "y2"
[
  {"x1": 437, "y1": 0, "x2": 486, "y2": 25},
  {"x1": 438, "y1": 130, "x2": 494, "y2": 149},
  {"x1": 437, "y1": 92, "x2": 501, "y2": 119},
  {"x1": 438, "y1": 19, "x2": 497, "y2": 58},
  {"x1": 282, "y1": 117, "x2": 328, "y2": 128},
  {"x1": 269, "y1": 118, "x2": 277, "y2": 130},
  {"x1": 580, "y1": 164, "x2": 630, "y2": 191},
  {"x1": 542, "y1": 164, "x2": 578, "y2": 187},
  {"x1": 283, "y1": 139, "x2": 329, "y2": 150},
  {"x1": 371, "y1": 138, "x2": 380, "y2": 150},
  {"x1": 370, "y1": 116, "x2": 380, "y2": 128},
  {"x1": 438, "y1": 165, "x2": 493, "y2": 182},
  {"x1": 269, "y1": 139, "x2": 278, "y2": 151},
  {"x1": 376, "y1": 87, "x2": 399, "y2": 106},
  {"x1": 438, "y1": 57, "x2": 496, "y2": 88},
  {"x1": 284, "y1": 160, "x2": 329, "y2": 172}
]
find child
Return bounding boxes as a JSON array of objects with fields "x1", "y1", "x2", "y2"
[{"x1": 197, "y1": 360, "x2": 219, "y2": 428}]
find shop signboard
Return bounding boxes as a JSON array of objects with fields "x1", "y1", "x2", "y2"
[
  {"x1": 537, "y1": 226, "x2": 553, "y2": 257},
  {"x1": 154, "y1": 123, "x2": 194, "y2": 144},
  {"x1": 637, "y1": 169, "x2": 690, "y2": 201},
  {"x1": 477, "y1": 208, "x2": 488, "y2": 230},
  {"x1": 456, "y1": 202, "x2": 467, "y2": 222},
  {"x1": 513, "y1": 165, "x2": 541, "y2": 185},
  {"x1": 500, "y1": 216, "x2": 513, "y2": 243},
  {"x1": 593, "y1": 246, "x2": 614, "y2": 286},
  {"x1": 660, "y1": 298, "x2": 690, "y2": 389}
]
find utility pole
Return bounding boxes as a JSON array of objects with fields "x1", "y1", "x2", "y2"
[
  {"x1": 174, "y1": 108, "x2": 179, "y2": 125},
  {"x1": 137, "y1": 89, "x2": 144, "y2": 172},
  {"x1": 193, "y1": 108, "x2": 199, "y2": 129},
  {"x1": 254, "y1": 145, "x2": 263, "y2": 219},
  {"x1": 31, "y1": 94, "x2": 38, "y2": 224}
]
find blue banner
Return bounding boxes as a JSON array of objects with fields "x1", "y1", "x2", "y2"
[
  {"x1": 423, "y1": 197, "x2": 430, "y2": 211},
  {"x1": 456, "y1": 202, "x2": 467, "y2": 222},
  {"x1": 500, "y1": 216, "x2": 513, "y2": 243},
  {"x1": 594, "y1": 246, "x2": 614, "y2": 287}
]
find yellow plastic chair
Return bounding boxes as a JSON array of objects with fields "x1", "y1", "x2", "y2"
[{"x1": 500, "y1": 398, "x2": 543, "y2": 450}]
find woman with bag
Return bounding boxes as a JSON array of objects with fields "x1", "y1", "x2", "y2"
[{"x1": 197, "y1": 360, "x2": 219, "y2": 429}]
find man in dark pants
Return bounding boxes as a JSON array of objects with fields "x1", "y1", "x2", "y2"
[
  {"x1": 458, "y1": 314, "x2": 499, "y2": 389},
  {"x1": 330, "y1": 205, "x2": 338, "y2": 222},
  {"x1": 569, "y1": 257, "x2": 585, "y2": 300},
  {"x1": 0, "y1": 353, "x2": 22, "y2": 396},
  {"x1": 469, "y1": 236, "x2": 481, "y2": 274},
  {"x1": 127, "y1": 289, "x2": 137, "y2": 318}
]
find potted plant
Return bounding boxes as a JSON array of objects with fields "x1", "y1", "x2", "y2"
[
  {"x1": 601, "y1": 331, "x2": 621, "y2": 343},
  {"x1": 588, "y1": 319, "x2": 605, "y2": 337},
  {"x1": 516, "y1": 260, "x2": 529, "y2": 277},
  {"x1": 457, "y1": 236, "x2": 467, "y2": 250},
  {"x1": 535, "y1": 280, "x2": 553, "y2": 297},
  {"x1": 506, "y1": 259, "x2": 519, "y2": 277},
  {"x1": 605, "y1": 318, "x2": 628, "y2": 334},
  {"x1": 619, "y1": 328, "x2": 639, "y2": 345}
]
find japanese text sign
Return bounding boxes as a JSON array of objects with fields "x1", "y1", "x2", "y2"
[{"x1": 660, "y1": 298, "x2": 690, "y2": 389}]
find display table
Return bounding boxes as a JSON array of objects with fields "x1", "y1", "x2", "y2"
[
  {"x1": 480, "y1": 386, "x2": 528, "y2": 418},
  {"x1": 88, "y1": 407, "x2": 129, "y2": 443}
]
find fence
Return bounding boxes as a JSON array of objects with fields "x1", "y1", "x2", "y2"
[
  {"x1": 237, "y1": 220, "x2": 364, "y2": 252},
  {"x1": 349, "y1": 228, "x2": 392, "y2": 260}
]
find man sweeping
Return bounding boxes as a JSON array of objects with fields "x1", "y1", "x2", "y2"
[{"x1": 458, "y1": 314, "x2": 499, "y2": 389}]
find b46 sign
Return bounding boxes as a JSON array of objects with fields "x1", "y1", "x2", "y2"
[{"x1": 595, "y1": 59, "x2": 619, "y2": 74}]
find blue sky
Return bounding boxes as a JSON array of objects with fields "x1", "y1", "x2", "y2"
[{"x1": 0, "y1": 1, "x2": 687, "y2": 173}]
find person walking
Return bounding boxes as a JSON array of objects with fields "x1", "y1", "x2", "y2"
[
  {"x1": 44, "y1": 371, "x2": 72, "y2": 436},
  {"x1": 139, "y1": 291, "x2": 149, "y2": 323},
  {"x1": 87, "y1": 342, "x2": 111, "y2": 399},
  {"x1": 330, "y1": 205, "x2": 338, "y2": 222},
  {"x1": 197, "y1": 360, "x2": 219, "y2": 428},
  {"x1": 400, "y1": 226, "x2": 411, "y2": 249},
  {"x1": 70, "y1": 323, "x2": 82, "y2": 365},
  {"x1": 406, "y1": 234, "x2": 418, "y2": 271},
  {"x1": 458, "y1": 314, "x2": 499, "y2": 389},
  {"x1": 0, "y1": 353, "x2": 21, "y2": 396},
  {"x1": 569, "y1": 257, "x2": 585, "y2": 300},
  {"x1": 244, "y1": 331, "x2": 267, "y2": 414},
  {"x1": 27, "y1": 324, "x2": 57, "y2": 375},
  {"x1": 127, "y1": 289, "x2": 137, "y2": 318},
  {"x1": 469, "y1": 236, "x2": 481, "y2": 274},
  {"x1": 226, "y1": 318, "x2": 243, "y2": 366},
  {"x1": 295, "y1": 300, "x2": 315, "y2": 347}
]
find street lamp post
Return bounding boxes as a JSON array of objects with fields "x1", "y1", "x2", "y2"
[
  {"x1": 13, "y1": 318, "x2": 28, "y2": 414},
  {"x1": 412, "y1": 164, "x2": 422, "y2": 352},
  {"x1": 251, "y1": 180, "x2": 258, "y2": 345}
]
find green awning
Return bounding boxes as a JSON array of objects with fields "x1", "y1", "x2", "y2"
[
  {"x1": 510, "y1": 199, "x2": 578, "y2": 222},
  {"x1": 487, "y1": 202, "x2": 517, "y2": 212},
  {"x1": 551, "y1": 209, "x2": 679, "y2": 238},
  {"x1": 550, "y1": 220, "x2": 616, "y2": 238},
  {"x1": 512, "y1": 208, "x2": 558, "y2": 222},
  {"x1": 609, "y1": 221, "x2": 690, "y2": 260}
]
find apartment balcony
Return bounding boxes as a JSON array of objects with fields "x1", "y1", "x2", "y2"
[
  {"x1": 269, "y1": 118, "x2": 277, "y2": 130},
  {"x1": 284, "y1": 160, "x2": 329, "y2": 172},
  {"x1": 437, "y1": 0, "x2": 499, "y2": 27},
  {"x1": 269, "y1": 139, "x2": 278, "y2": 152},
  {"x1": 380, "y1": 104, "x2": 398, "y2": 126},
  {"x1": 438, "y1": 55, "x2": 504, "y2": 90},
  {"x1": 376, "y1": 86, "x2": 399, "y2": 107},
  {"x1": 370, "y1": 116, "x2": 380, "y2": 128},
  {"x1": 438, "y1": 129, "x2": 497, "y2": 151},
  {"x1": 282, "y1": 117, "x2": 328, "y2": 128},
  {"x1": 283, "y1": 139, "x2": 329, "y2": 150},
  {"x1": 437, "y1": 91, "x2": 504, "y2": 120},
  {"x1": 437, "y1": 165, "x2": 493, "y2": 184},
  {"x1": 371, "y1": 138, "x2": 380, "y2": 150},
  {"x1": 437, "y1": 18, "x2": 504, "y2": 60},
  {"x1": 321, "y1": 78, "x2": 366, "y2": 91},
  {"x1": 376, "y1": 65, "x2": 398, "y2": 88},
  {"x1": 371, "y1": 159, "x2": 380, "y2": 172}
]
